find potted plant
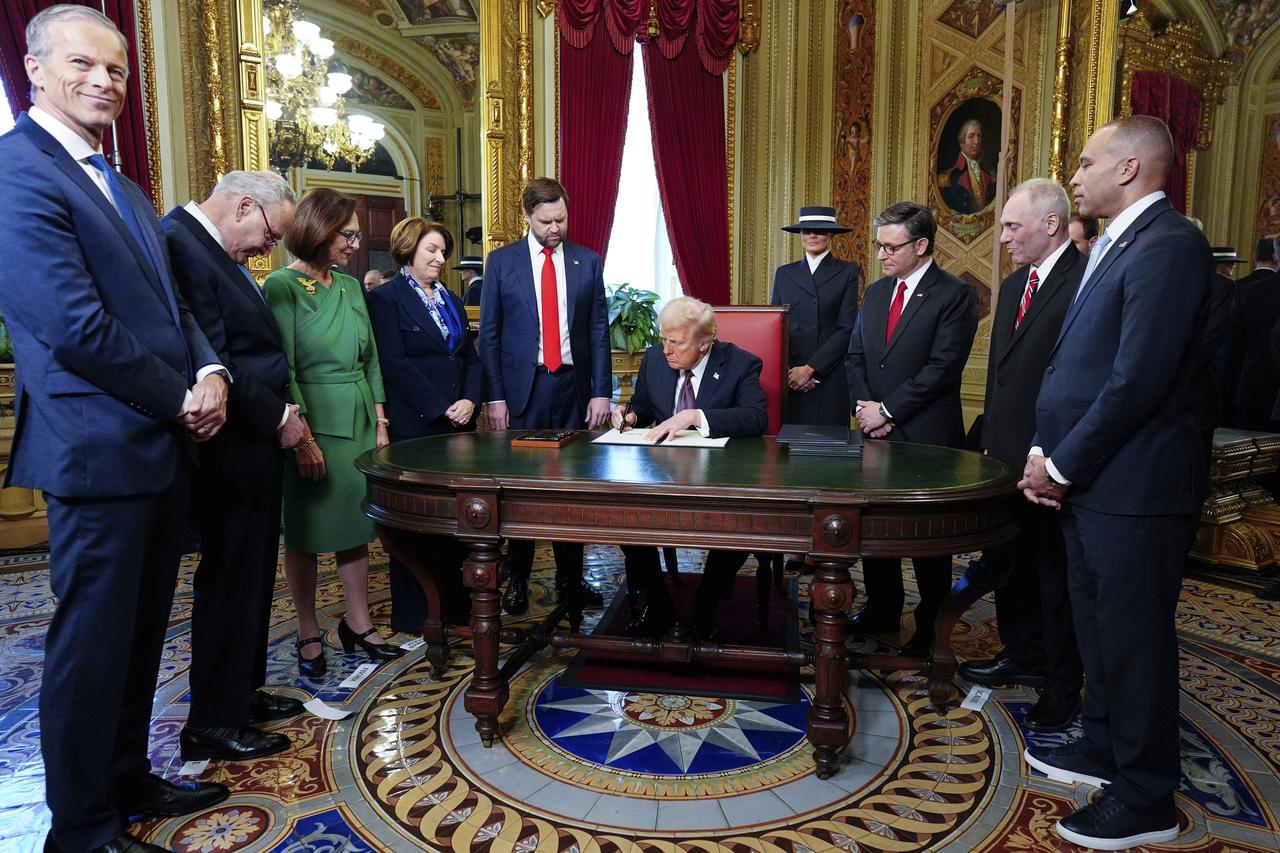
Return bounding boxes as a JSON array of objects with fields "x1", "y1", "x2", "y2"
[{"x1": 606, "y1": 283, "x2": 661, "y2": 404}]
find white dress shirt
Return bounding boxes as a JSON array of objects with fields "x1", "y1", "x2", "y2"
[
  {"x1": 526, "y1": 231, "x2": 572, "y2": 367},
  {"x1": 805, "y1": 250, "x2": 830, "y2": 274},
  {"x1": 857, "y1": 259, "x2": 933, "y2": 420},
  {"x1": 672, "y1": 349, "x2": 713, "y2": 437},
  {"x1": 1029, "y1": 235, "x2": 1072, "y2": 289},
  {"x1": 27, "y1": 108, "x2": 226, "y2": 414}
]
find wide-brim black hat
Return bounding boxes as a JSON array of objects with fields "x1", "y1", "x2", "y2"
[
  {"x1": 452, "y1": 255, "x2": 483, "y2": 270},
  {"x1": 782, "y1": 205, "x2": 851, "y2": 234},
  {"x1": 1210, "y1": 246, "x2": 1243, "y2": 263}
]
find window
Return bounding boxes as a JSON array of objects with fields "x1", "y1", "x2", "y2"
[
  {"x1": 0, "y1": 77, "x2": 14, "y2": 136},
  {"x1": 602, "y1": 49, "x2": 680, "y2": 309}
]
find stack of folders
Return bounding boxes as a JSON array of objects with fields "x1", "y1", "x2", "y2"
[{"x1": 775, "y1": 424, "x2": 864, "y2": 458}]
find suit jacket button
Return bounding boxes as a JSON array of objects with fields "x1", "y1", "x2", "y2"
[
  {"x1": 879, "y1": 362, "x2": 885, "y2": 369},
  {"x1": 1046, "y1": 366, "x2": 1054, "y2": 373},
  {"x1": 413, "y1": 326, "x2": 420, "y2": 331}
]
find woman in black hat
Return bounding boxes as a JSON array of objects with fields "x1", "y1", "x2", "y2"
[{"x1": 772, "y1": 206, "x2": 860, "y2": 425}]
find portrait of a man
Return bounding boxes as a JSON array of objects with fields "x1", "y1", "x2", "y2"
[{"x1": 935, "y1": 97, "x2": 1002, "y2": 215}]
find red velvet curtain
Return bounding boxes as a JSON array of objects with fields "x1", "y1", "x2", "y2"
[
  {"x1": 0, "y1": 0, "x2": 154, "y2": 200},
  {"x1": 558, "y1": 0, "x2": 637, "y2": 259},
  {"x1": 644, "y1": 39, "x2": 730, "y2": 304},
  {"x1": 1130, "y1": 70, "x2": 1201, "y2": 213}
]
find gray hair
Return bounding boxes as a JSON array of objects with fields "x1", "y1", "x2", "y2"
[
  {"x1": 957, "y1": 118, "x2": 983, "y2": 145},
  {"x1": 659, "y1": 296, "x2": 717, "y2": 339},
  {"x1": 27, "y1": 5, "x2": 127, "y2": 60},
  {"x1": 1009, "y1": 178, "x2": 1070, "y2": 223},
  {"x1": 211, "y1": 171, "x2": 296, "y2": 209}
]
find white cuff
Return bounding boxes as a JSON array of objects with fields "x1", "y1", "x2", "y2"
[{"x1": 695, "y1": 409, "x2": 711, "y2": 437}]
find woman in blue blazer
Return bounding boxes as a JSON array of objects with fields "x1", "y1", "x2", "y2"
[{"x1": 367, "y1": 218, "x2": 482, "y2": 632}]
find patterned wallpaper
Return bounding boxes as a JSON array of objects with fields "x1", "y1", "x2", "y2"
[
  {"x1": 1256, "y1": 112, "x2": 1280, "y2": 239},
  {"x1": 830, "y1": 1, "x2": 876, "y2": 283}
]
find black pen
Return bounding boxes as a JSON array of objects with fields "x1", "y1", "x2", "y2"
[{"x1": 619, "y1": 399, "x2": 633, "y2": 433}]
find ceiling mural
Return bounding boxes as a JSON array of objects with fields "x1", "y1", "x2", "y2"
[
  {"x1": 394, "y1": 0, "x2": 477, "y2": 24},
  {"x1": 937, "y1": 0, "x2": 1003, "y2": 41},
  {"x1": 412, "y1": 34, "x2": 480, "y2": 108},
  {"x1": 1211, "y1": 0, "x2": 1280, "y2": 60},
  {"x1": 330, "y1": 61, "x2": 415, "y2": 110}
]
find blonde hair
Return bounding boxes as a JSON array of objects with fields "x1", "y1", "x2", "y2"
[{"x1": 659, "y1": 296, "x2": 716, "y2": 339}]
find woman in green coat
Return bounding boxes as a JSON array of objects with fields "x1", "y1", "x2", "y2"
[{"x1": 264, "y1": 187, "x2": 403, "y2": 676}]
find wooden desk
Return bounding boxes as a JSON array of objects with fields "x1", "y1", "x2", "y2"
[{"x1": 358, "y1": 432, "x2": 1017, "y2": 778}]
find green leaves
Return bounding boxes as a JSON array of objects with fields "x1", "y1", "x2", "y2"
[{"x1": 607, "y1": 283, "x2": 661, "y2": 354}]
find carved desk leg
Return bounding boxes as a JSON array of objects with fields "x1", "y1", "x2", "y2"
[
  {"x1": 462, "y1": 541, "x2": 506, "y2": 747},
  {"x1": 925, "y1": 568, "x2": 993, "y2": 710},
  {"x1": 376, "y1": 525, "x2": 449, "y2": 677},
  {"x1": 809, "y1": 557, "x2": 853, "y2": 779}
]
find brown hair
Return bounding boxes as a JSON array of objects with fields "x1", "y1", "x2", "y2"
[
  {"x1": 1069, "y1": 213, "x2": 1099, "y2": 241},
  {"x1": 522, "y1": 177, "x2": 568, "y2": 214},
  {"x1": 284, "y1": 187, "x2": 357, "y2": 266},
  {"x1": 873, "y1": 201, "x2": 937, "y2": 255},
  {"x1": 389, "y1": 218, "x2": 454, "y2": 268}
]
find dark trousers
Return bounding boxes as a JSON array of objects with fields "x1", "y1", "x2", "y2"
[
  {"x1": 860, "y1": 555, "x2": 953, "y2": 638},
  {"x1": 42, "y1": 466, "x2": 190, "y2": 851},
  {"x1": 507, "y1": 365, "x2": 584, "y2": 583},
  {"x1": 620, "y1": 545, "x2": 668, "y2": 604},
  {"x1": 388, "y1": 535, "x2": 471, "y2": 634},
  {"x1": 987, "y1": 501, "x2": 1082, "y2": 691},
  {"x1": 1061, "y1": 504, "x2": 1194, "y2": 813},
  {"x1": 187, "y1": 461, "x2": 282, "y2": 728}
]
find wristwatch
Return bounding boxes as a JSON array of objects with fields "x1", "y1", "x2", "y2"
[{"x1": 878, "y1": 404, "x2": 892, "y2": 422}]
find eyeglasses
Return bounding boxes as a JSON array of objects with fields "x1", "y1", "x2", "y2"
[
  {"x1": 337, "y1": 229, "x2": 364, "y2": 244},
  {"x1": 256, "y1": 202, "x2": 279, "y2": 248},
  {"x1": 873, "y1": 238, "x2": 920, "y2": 255}
]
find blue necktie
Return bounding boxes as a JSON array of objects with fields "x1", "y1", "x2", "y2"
[
  {"x1": 238, "y1": 263, "x2": 267, "y2": 302},
  {"x1": 86, "y1": 154, "x2": 164, "y2": 276},
  {"x1": 1073, "y1": 232, "x2": 1112, "y2": 303}
]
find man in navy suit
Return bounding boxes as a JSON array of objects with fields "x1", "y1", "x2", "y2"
[
  {"x1": 163, "y1": 171, "x2": 308, "y2": 766},
  {"x1": 0, "y1": 7, "x2": 231, "y2": 851},
  {"x1": 610, "y1": 296, "x2": 768, "y2": 636},
  {"x1": 959, "y1": 179, "x2": 1084, "y2": 733},
  {"x1": 1020, "y1": 115, "x2": 1211, "y2": 850},
  {"x1": 845, "y1": 201, "x2": 978, "y2": 657},
  {"x1": 477, "y1": 178, "x2": 612, "y2": 615}
]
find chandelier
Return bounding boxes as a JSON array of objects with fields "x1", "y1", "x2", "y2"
[{"x1": 262, "y1": 0, "x2": 385, "y2": 173}]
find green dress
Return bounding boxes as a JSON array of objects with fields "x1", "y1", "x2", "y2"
[{"x1": 264, "y1": 267, "x2": 386, "y2": 553}]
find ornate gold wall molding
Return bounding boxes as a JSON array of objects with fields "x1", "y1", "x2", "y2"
[
  {"x1": 1047, "y1": 0, "x2": 1072, "y2": 183},
  {"x1": 235, "y1": 0, "x2": 268, "y2": 173},
  {"x1": 137, "y1": 0, "x2": 164, "y2": 214},
  {"x1": 1116, "y1": 13, "x2": 1232, "y2": 148},
  {"x1": 739, "y1": 0, "x2": 761, "y2": 54},
  {"x1": 179, "y1": 0, "x2": 238, "y2": 201},
  {"x1": 831, "y1": 0, "x2": 875, "y2": 276},
  {"x1": 329, "y1": 31, "x2": 444, "y2": 110},
  {"x1": 1082, "y1": 1, "x2": 1120, "y2": 137},
  {"x1": 480, "y1": 0, "x2": 535, "y2": 248}
]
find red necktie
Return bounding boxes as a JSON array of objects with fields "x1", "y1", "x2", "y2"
[
  {"x1": 1015, "y1": 268, "x2": 1039, "y2": 329},
  {"x1": 540, "y1": 247, "x2": 561, "y2": 372},
  {"x1": 885, "y1": 280, "x2": 907, "y2": 344}
]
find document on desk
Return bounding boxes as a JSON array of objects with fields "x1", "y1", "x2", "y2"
[{"x1": 592, "y1": 428, "x2": 730, "y2": 448}]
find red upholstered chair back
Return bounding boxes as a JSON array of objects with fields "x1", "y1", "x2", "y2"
[{"x1": 712, "y1": 305, "x2": 790, "y2": 436}]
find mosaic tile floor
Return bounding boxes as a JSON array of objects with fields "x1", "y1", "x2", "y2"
[{"x1": 1, "y1": 544, "x2": 1278, "y2": 852}]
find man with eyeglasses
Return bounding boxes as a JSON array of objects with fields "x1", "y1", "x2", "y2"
[
  {"x1": 845, "y1": 201, "x2": 978, "y2": 657},
  {"x1": 162, "y1": 171, "x2": 309, "y2": 767}
]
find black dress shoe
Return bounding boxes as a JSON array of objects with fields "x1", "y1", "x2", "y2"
[
  {"x1": 117, "y1": 773, "x2": 229, "y2": 819},
  {"x1": 502, "y1": 577, "x2": 529, "y2": 615},
  {"x1": 1055, "y1": 790, "x2": 1178, "y2": 849},
  {"x1": 180, "y1": 725, "x2": 291, "y2": 761},
  {"x1": 899, "y1": 632, "x2": 933, "y2": 658},
  {"x1": 846, "y1": 608, "x2": 900, "y2": 635},
  {"x1": 626, "y1": 602, "x2": 674, "y2": 638},
  {"x1": 958, "y1": 655, "x2": 1047, "y2": 688},
  {"x1": 47, "y1": 830, "x2": 173, "y2": 853},
  {"x1": 338, "y1": 619, "x2": 405, "y2": 660},
  {"x1": 248, "y1": 690, "x2": 304, "y2": 724},
  {"x1": 1026, "y1": 686, "x2": 1083, "y2": 733},
  {"x1": 692, "y1": 612, "x2": 720, "y2": 641},
  {"x1": 1024, "y1": 742, "x2": 1115, "y2": 788},
  {"x1": 556, "y1": 577, "x2": 604, "y2": 607},
  {"x1": 296, "y1": 635, "x2": 327, "y2": 678}
]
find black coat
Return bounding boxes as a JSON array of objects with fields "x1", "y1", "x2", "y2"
[
  {"x1": 629, "y1": 340, "x2": 767, "y2": 438},
  {"x1": 770, "y1": 254, "x2": 859, "y2": 425},
  {"x1": 161, "y1": 205, "x2": 291, "y2": 474},
  {"x1": 366, "y1": 273, "x2": 483, "y2": 440},
  {"x1": 1232, "y1": 268, "x2": 1280, "y2": 427},
  {"x1": 846, "y1": 261, "x2": 978, "y2": 447},
  {"x1": 463, "y1": 275, "x2": 483, "y2": 306},
  {"x1": 982, "y1": 245, "x2": 1082, "y2": 467}
]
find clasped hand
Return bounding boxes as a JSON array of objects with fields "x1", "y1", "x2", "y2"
[
  {"x1": 444, "y1": 399, "x2": 475, "y2": 427},
  {"x1": 1017, "y1": 454, "x2": 1066, "y2": 509},
  {"x1": 855, "y1": 400, "x2": 893, "y2": 439},
  {"x1": 184, "y1": 373, "x2": 228, "y2": 441},
  {"x1": 788, "y1": 365, "x2": 817, "y2": 392}
]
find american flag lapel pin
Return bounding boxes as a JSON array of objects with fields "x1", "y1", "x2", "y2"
[
  {"x1": 1118, "y1": 241, "x2": 1129, "y2": 249},
  {"x1": 713, "y1": 372, "x2": 720, "y2": 380},
  {"x1": 572, "y1": 259, "x2": 580, "y2": 265}
]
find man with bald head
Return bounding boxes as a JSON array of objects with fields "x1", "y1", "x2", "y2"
[
  {"x1": 1019, "y1": 115, "x2": 1211, "y2": 849},
  {"x1": 961, "y1": 179, "x2": 1083, "y2": 734}
]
